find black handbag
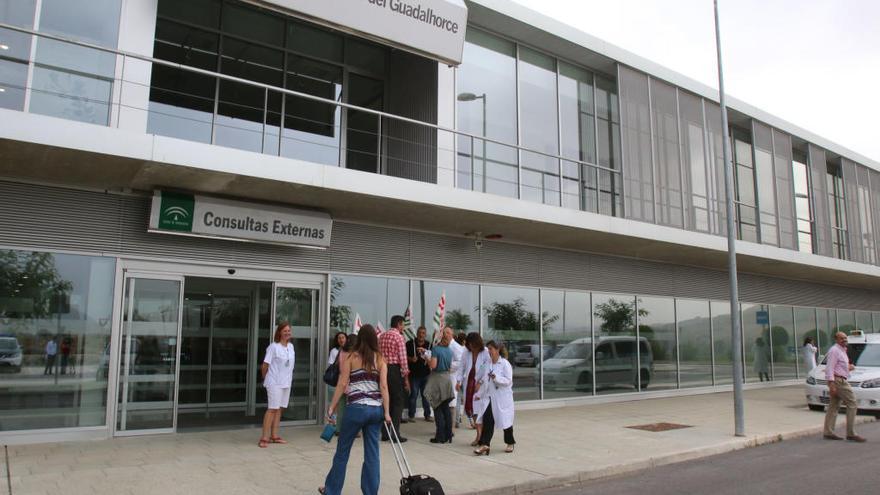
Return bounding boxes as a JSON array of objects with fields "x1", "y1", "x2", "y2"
[{"x1": 322, "y1": 361, "x2": 340, "y2": 386}]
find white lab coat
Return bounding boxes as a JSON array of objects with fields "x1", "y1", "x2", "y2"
[
  {"x1": 457, "y1": 348, "x2": 491, "y2": 419},
  {"x1": 448, "y1": 339, "x2": 465, "y2": 407},
  {"x1": 481, "y1": 357, "x2": 514, "y2": 430},
  {"x1": 802, "y1": 344, "x2": 817, "y2": 374}
]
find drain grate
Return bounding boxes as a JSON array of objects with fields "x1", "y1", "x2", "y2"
[{"x1": 626, "y1": 422, "x2": 693, "y2": 432}]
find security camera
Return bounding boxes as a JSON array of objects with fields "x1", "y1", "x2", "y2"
[
  {"x1": 227, "y1": 268, "x2": 236, "y2": 275},
  {"x1": 474, "y1": 239, "x2": 483, "y2": 251}
]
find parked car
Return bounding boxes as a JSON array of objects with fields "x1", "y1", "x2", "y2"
[
  {"x1": 543, "y1": 336, "x2": 653, "y2": 391},
  {"x1": 805, "y1": 332, "x2": 880, "y2": 418},
  {"x1": 513, "y1": 344, "x2": 555, "y2": 367},
  {"x1": 0, "y1": 336, "x2": 23, "y2": 372}
]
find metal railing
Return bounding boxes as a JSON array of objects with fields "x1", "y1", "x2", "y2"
[{"x1": 0, "y1": 22, "x2": 622, "y2": 214}]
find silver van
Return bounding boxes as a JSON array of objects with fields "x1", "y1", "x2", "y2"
[{"x1": 543, "y1": 336, "x2": 653, "y2": 391}]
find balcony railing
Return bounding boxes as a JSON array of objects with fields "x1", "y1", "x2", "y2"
[{"x1": 0, "y1": 22, "x2": 622, "y2": 214}]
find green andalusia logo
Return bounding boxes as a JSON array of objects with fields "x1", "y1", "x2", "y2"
[{"x1": 158, "y1": 192, "x2": 195, "y2": 232}]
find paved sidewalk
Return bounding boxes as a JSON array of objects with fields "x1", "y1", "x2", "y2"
[{"x1": 4, "y1": 386, "x2": 876, "y2": 495}]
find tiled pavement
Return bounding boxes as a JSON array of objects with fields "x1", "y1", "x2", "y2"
[{"x1": 4, "y1": 386, "x2": 875, "y2": 495}]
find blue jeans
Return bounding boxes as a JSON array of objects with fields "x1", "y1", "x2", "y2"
[
  {"x1": 324, "y1": 403, "x2": 383, "y2": 495},
  {"x1": 408, "y1": 374, "x2": 430, "y2": 419},
  {"x1": 433, "y1": 399, "x2": 452, "y2": 441}
]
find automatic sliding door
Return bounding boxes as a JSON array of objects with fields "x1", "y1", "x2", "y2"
[
  {"x1": 116, "y1": 274, "x2": 183, "y2": 434},
  {"x1": 273, "y1": 284, "x2": 320, "y2": 422}
]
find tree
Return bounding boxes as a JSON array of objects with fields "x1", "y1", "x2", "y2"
[
  {"x1": 0, "y1": 250, "x2": 72, "y2": 319},
  {"x1": 445, "y1": 309, "x2": 473, "y2": 331},
  {"x1": 329, "y1": 277, "x2": 352, "y2": 332},
  {"x1": 484, "y1": 297, "x2": 559, "y2": 332},
  {"x1": 593, "y1": 298, "x2": 647, "y2": 334}
]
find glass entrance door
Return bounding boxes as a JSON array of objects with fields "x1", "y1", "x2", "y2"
[
  {"x1": 273, "y1": 283, "x2": 320, "y2": 422},
  {"x1": 116, "y1": 274, "x2": 183, "y2": 434}
]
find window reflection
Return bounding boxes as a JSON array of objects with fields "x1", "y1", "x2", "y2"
[
  {"x1": 711, "y1": 300, "x2": 733, "y2": 385},
  {"x1": 0, "y1": 250, "x2": 116, "y2": 431},
  {"x1": 483, "y1": 286, "x2": 540, "y2": 401},
  {"x1": 769, "y1": 305, "x2": 796, "y2": 380},
  {"x1": 638, "y1": 297, "x2": 676, "y2": 391},
  {"x1": 592, "y1": 293, "x2": 639, "y2": 395},
  {"x1": 677, "y1": 299, "x2": 713, "y2": 388},
  {"x1": 542, "y1": 291, "x2": 592, "y2": 399}
]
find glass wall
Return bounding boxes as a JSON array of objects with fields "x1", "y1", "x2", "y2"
[
  {"x1": 769, "y1": 305, "x2": 796, "y2": 380},
  {"x1": 817, "y1": 308, "x2": 835, "y2": 355},
  {"x1": 773, "y1": 129, "x2": 797, "y2": 250},
  {"x1": 150, "y1": 0, "x2": 385, "y2": 165},
  {"x1": 638, "y1": 296, "x2": 677, "y2": 391},
  {"x1": 794, "y1": 307, "x2": 819, "y2": 373},
  {"x1": 592, "y1": 293, "x2": 638, "y2": 395},
  {"x1": 456, "y1": 28, "x2": 620, "y2": 212},
  {"x1": 542, "y1": 290, "x2": 591, "y2": 399},
  {"x1": 482, "y1": 285, "x2": 540, "y2": 401},
  {"x1": 412, "y1": 280, "x2": 479, "y2": 337},
  {"x1": 0, "y1": 0, "x2": 35, "y2": 111},
  {"x1": 679, "y1": 92, "x2": 709, "y2": 232},
  {"x1": 329, "y1": 275, "x2": 408, "y2": 334},
  {"x1": 0, "y1": 249, "x2": 116, "y2": 431},
  {"x1": 518, "y1": 47, "x2": 560, "y2": 206},
  {"x1": 456, "y1": 29, "x2": 518, "y2": 198},
  {"x1": 30, "y1": 0, "x2": 122, "y2": 125},
  {"x1": 855, "y1": 311, "x2": 872, "y2": 334},
  {"x1": 732, "y1": 130, "x2": 758, "y2": 242},
  {"x1": 619, "y1": 66, "x2": 654, "y2": 223},
  {"x1": 752, "y1": 122, "x2": 778, "y2": 246},
  {"x1": 742, "y1": 303, "x2": 771, "y2": 382},
  {"x1": 711, "y1": 300, "x2": 733, "y2": 385},
  {"x1": 676, "y1": 299, "x2": 713, "y2": 388},
  {"x1": 651, "y1": 79, "x2": 683, "y2": 228},
  {"x1": 792, "y1": 149, "x2": 814, "y2": 253}
]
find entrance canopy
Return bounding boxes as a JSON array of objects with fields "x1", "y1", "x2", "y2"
[{"x1": 265, "y1": 0, "x2": 468, "y2": 65}]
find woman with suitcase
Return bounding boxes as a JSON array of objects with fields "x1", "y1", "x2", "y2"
[{"x1": 320, "y1": 325, "x2": 391, "y2": 495}]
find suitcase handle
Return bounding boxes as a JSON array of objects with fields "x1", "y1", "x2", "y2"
[{"x1": 383, "y1": 421, "x2": 413, "y2": 478}]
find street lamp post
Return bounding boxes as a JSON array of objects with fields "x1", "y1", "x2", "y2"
[
  {"x1": 714, "y1": 0, "x2": 745, "y2": 437},
  {"x1": 457, "y1": 92, "x2": 487, "y2": 192}
]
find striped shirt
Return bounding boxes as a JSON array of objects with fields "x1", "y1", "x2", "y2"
[
  {"x1": 378, "y1": 329, "x2": 410, "y2": 378},
  {"x1": 347, "y1": 368, "x2": 382, "y2": 406}
]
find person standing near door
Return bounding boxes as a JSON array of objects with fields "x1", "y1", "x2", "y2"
[
  {"x1": 259, "y1": 321, "x2": 295, "y2": 448},
  {"x1": 43, "y1": 337, "x2": 57, "y2": 375}
]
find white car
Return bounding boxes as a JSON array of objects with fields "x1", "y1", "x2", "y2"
[
  {"x1": 805, "y1": 332, "x2": 880, "y2": 418},
  {"x1": 0, "y1": 336, "x2": 23, "y2": 372}
]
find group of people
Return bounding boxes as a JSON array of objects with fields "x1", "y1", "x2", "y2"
[
  {"x1": 318, "y1": 316, "x2": 517, "y2": 495},
  {"x1": 255, "y1": 316, "x2": 518, "y2": 495}
]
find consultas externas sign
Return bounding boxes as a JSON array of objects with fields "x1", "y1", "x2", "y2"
[{"x1": 148, "y1": 190, "x2": 332, "y2": 249}]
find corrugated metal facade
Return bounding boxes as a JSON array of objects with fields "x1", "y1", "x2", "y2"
[{"x1": 0, "y1": 180, "x2": 877, "y2": 310}]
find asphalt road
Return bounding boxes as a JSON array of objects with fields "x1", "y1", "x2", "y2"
[{"x1": 540, "y1": 420, "x2": 880, "y2": 495}]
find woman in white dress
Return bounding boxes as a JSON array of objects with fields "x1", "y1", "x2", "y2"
[
  {"x1": 802, "y1": 336, "x2": 818, "y2": 374},
  {"x1": 473, "y1": 341, "x2": 515, "y2": 455},
  {"x1": 259, "y1": 321, "x2": 295, "y2": 448}
]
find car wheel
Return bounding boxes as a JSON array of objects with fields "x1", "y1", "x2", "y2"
[
  {"x1": 808, "y1": 404, "x2": 824, "y2": 412},
  {"x1": 576, "y1": 372, "x2": 593, "y2": 392},
  {"x1": 636, "y1": 370, "x2": 650, "y2": 390}
]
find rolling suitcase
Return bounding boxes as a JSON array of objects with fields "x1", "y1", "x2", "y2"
[{"x1": 384, "y1": 422, "x2": 445, "y2": 495}]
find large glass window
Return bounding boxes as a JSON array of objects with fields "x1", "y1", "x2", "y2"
[
  {"x1": 456, "y1": 29, "x2": 518, "y2": 198},
  {"x1": 0, "y1": 250, "x2": 115, "y2": 431},
  {"x1": 412, "y1": 280, "x2": 479, "y2": 336},
  {"x1": 704, "y1": 102, "x2": 728, "y2": 235},
  {"x1": 651, "y1": 79, "x2": 683, "y2": 228},
  {"x1": 150, "y1": 0, "x2": 385, "y2": 165},
  {"x1": 637, "y1": 296, "x2": 677, "y2": 391},
  {"x1": 792, "y1": 150, "x2": 814, "y2": 253},
  {"x1": 30, "y1": 0, "x2": 122, "y2": 125},
  {"x1": 679, "y1": 92, "x2": 709, "y2": 232},
  {"x1": 519, "y1": 47, "x2": 559, "y2": 206},
  {"x1": 711, "y1": 300, "x2": 733, "y2": 385},
  {"x1": 592, "y1": 293, "x2": 638, "y2": 395},
  {"x1": 482, "y1": 286, "x2": 539, "y2": 401},
  {"x1": 0, "y1": 0, "x2": 36, "y2": 111},
  {"x1": 836, "y1": 310, "x2": 857, "y2": 335},
  {"x1": 542, "y1": 290, "x2": 592, "y2": 399},
  {"x1": 769, "y1": 305, "x2": 796, "y2": 380},
  {"x1": 794, "y1": 307, "x2": 820, "y2": 372},
  {"x1": 753, "y1": 122, "x2": 778, "y2": 246},
  {"x1": 855, "y1": 311, "x2": 872, "y2": 334},
  {"x1": 558, "y1": 63, "x2": 595, "y2": 211},
  {"x1": 676, "y1": 299, "x2": 713, "y2": 388},
  {"x1": 619, "y1": 66, "x2": 654, "y2": 222},
  {"x1": 827, "y1": 161, "x2": 848, "y2": 259},
  {"x1": 595, "y1": 76, "x2": 622, "y2": 216},
  {"x1": 817, "y1": 309, "x2": 835, "y2": 355},
  {"x1": 742, "y1": 303, "x2": 771, "y2": 383},
  {"x1": 773, "y1": 130, "x2": 797, "y2": 250},
  {"x1": 329, "y1": 275, "x2": 408, "y2": 334},
  {"x1": 732, "y1": 131, "x2": 758, "y2": 242},
  {"x1": 856, "y1": 166, "x2": 876, "y2": 264}
]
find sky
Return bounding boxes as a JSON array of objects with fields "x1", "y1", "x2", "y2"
[{"x1": 509, "y1": 0, "x2": 880, "y2": 164}]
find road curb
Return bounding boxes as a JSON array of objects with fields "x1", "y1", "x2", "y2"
[{"x1": 456, "y1": 416, "x2": 877, "y2": 495}]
